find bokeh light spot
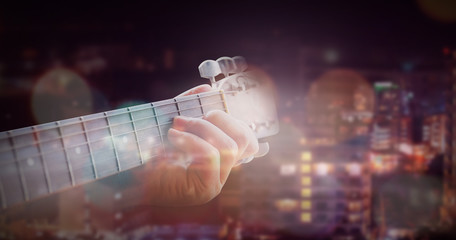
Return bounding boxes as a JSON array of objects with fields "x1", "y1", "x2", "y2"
[{"x1": 32, "y1": 68, "x2": 93, "y2": 124}]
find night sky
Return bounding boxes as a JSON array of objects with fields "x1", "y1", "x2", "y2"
[
  {"x1": 1, "y1": 1, "x2": 455, "y2": 58},
  {"x1": 0, "y1": 0, "x2": 455, "y2": 130}
]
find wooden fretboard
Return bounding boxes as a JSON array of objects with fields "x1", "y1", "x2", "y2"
[{"x1": 0, "y1": 91, "x2": 227, "y2": 209}]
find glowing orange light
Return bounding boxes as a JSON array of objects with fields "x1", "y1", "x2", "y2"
[
  {"x1": 301, "y1": 188, "x2": 312, "y2": 198},
  {"x1": 301, "y1": 164, "x2": 311, "y2": 173},
  {"x1": 300, "y1": 213, "x2": 312, "y2": 223},
  {"x1": 301, "y1": 151, "x2": 312, "y2": 161},
  {"x1": 301, "y1": 177, "x2": 312, "y2": 186},
  {"x1": 301, "y1": 201, "x2": 312, "y2": 210}
]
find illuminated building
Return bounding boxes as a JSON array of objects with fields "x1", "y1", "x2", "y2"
[
  {"x1": 441, "y1": 48, "x2": 456, "y2": 228},
  {"x1": 399, "y1": 117, "x2": 412, "y2": 146},
  {"x1": 370, "y1": 82, "x2": 402, "y2": 174},
  {"x1": 239, "y1": 70, "x2": 374, "y2": 239},
  {"x1": 423, "y1": 114, "x2": 447, "y2": 155}
]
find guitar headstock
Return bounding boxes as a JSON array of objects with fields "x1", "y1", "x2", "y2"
[{"x1": 198, "y1": 56, "x2": 279, "y2": 147}]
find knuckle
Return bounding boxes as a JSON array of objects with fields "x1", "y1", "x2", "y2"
[
  {"x1": 221, "y1": 138, "x2": 238, "y2": 159},
  {"x1": 234, "y1": 132, "x2": 249, "y2": 149},
  {"x1": 186, "y1": 118, "x2": 207, "y2": 132}
]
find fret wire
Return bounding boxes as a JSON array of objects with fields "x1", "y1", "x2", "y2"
[
  {"x1": 7, "y1": 131, "x2": 30, "y2": 201},
  {"x1": 0, "y1": 179, "x2": 6, "y2": 209},
  {"x1": 0, "y1": 113, "x2": 209, "y2": 167},
  {"x1": 80, "y1": 116, "x2": 98, "y2": 179},
  {"x1": 10, "y1": 149, "x2": 163, "y2": 199},
  {"x1": 0, "y1": 131, "x2": 165, "y2": 168},
  {"x1": 152, "y1": 103, "x2": 166, "y2": 153},
  {"x1": 38, "y1": 151, "x2": 162, "y2": 181},
  {"x1": 57, "y1": 121, "x2": 75, "y2": 186},
  {"x1": 33, "y1": 126, "x2": 53, "y2": 193},
  {"x1": 220, "y1": 90, "x2": 230, "y2": 113},
  {"x1": 197, "y1": 94, "x2": 204, "y2": 115},
  {"x1": 0, "y1": 91, "x2": 226, "y2": 140},
  {"x1": 0, "y1": 125, "x2": 155, "y2": 166},
  {"x1": 127, "y1": 107, "x2": 144, "y2": 164},
  {"x1": 105, "y1": 112, "x2": 121, "y2": 172},
  {"x1": 174, "y1": 98, "x2": 181, "y2": 116},
  {"x1": 0, "y1": 100, "x2": 225, "y2": 153}
]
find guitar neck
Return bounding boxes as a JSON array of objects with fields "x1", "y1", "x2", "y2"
[{"x1": 0, "y1": 90, "x2": 227, "y2": 209}]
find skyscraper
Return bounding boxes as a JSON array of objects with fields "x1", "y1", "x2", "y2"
[{"x1": 239, "y1": 69, "x2": 374, "y2": 238}]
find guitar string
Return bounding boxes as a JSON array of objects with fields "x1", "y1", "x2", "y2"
[
  {"x1": 0, "y1": 99, "x2": 226, "y2": 154},
  {"x1": 1, "y1": 123, "x2": 181, "y2": 197},
  {"x1": 0, "y1": 89, "x2": 247, "y2": 198},
  {"x1": 0, "y1": 110, "x2": 211, "y2": 167},
  {"x1": 0, "y1": 83, "x2": 257, "y2": 203},
  {"x1": 0, "y1": 91, "x2": 228, "y2": 140},
  {"x1": 3, "y1": 153, "x2": 158, "y2": 197},
  {"x1": 1, "y1": 124, "x2": 206, "y2": 197},
  {"x1": 2, "y1": 105, "x2": 218, "y2": 197}
]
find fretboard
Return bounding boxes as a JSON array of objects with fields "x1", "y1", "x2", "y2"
[{"x1": 0, "y1": 91, "x2": 227, "y2": 209}]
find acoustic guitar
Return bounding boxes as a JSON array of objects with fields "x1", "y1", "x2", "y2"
[{"x1": 0, "y1": 56, "x2": 279, "y2": 211}]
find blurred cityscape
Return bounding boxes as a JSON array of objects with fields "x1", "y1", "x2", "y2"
[{"x1": 0, "y1": 1, "x2": 456, "y2": 240}]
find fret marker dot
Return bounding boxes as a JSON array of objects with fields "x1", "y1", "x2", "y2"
[
  {"x1": 75, "y1": 147, "x2": 81, "y2": 154},
  {"x1": 27, "y1": 158, "x2": 34, "y2": 166},
  {"x1": 148, "y1": 137, "x2": 154, "y2": 144},
  {"x1": 122, "y1": 136, "x2": 128, "y2": 143}
]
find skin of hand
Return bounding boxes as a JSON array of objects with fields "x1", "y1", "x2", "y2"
[{"x1": 142, "y1": 84, "x2": 259, "y2": 206}]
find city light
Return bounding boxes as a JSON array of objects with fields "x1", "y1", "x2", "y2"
[
  {"x1": 347, "y1": 163, "x2": 362, "y2": 176},
  {"x1": 315, "y1": 163, "x2": 330, "y2": 176},
  {"x1": 301, "y1": 164, "x2": 311, "y2": 173},
  {"x1": 301, "y1": 177, "x2": 312, "y2": 186},
  {"x1": 301, "y1": 201, "x2": 312, "y2": 210},
  {"x1": 300, "y1": 213, "x2": 312, "y2": 223},
  {"x1": 301, "y1": 151, "x2": 312, "y2": 161},
  {"x1": 280, "y1": 164, "x2": 297, "y2": 176},
  {"x1": 399, "y1": 143, "x2": 413, "y2": 155},
  {"x1": 301, "y1": 188, "x2": 312, "y2": 198},
  {"x1": 275, "y1": 199, "x2": 299, "y2": 212}
]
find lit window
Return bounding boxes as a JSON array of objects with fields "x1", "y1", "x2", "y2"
[
  {"x1": 280, "y1": 164, "x2": 296, "y2": 176},
  {"x1": 348, "y1": 201, "x2": 361, "y2": 211},
  {"x1": 301, "y1": 188, "x2": 312, "y2": 198},
  {"x1": 301, "y1": 177, "x2": 312, "y2": 186},
  {"x1": 301, "y1": 213, "x2": 312, "y2": 223},
  {"x1": 301, "y1": 164, "x2": 311, "y2": 173},
  {"x1": 348, "y1": 214, "x2": 361, "y2": 223},
  {"x1": 275, "y1": 199, "x2": 298, "y2": 212},
  {"x1": 301, "y1": 201, "x2": 312, "y2": 210},
  {"x1": 315, "y1": 163, "x2": 330, "y2": 176},
  {"x1": 301, "y1": 151, "x2": 312, "y2": 161},
  {"x1": 347, "y1": 163, "x2": 362, "y2": 176}
]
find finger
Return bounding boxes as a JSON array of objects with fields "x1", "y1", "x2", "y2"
[
  {"x1": 177, "y1": 84, "x2": 213, "y2": 97},
  {"x1": 172, "y1": 116, "x2": 238, "y2": 184},
  {"x1": 167, "y1": 128, "x2": 222, "y2": 201},
  {"x1": 203, "y1": 110, "x2": 259, "y2": 160}
]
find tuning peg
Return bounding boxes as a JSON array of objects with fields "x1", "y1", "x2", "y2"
[
  {"x1": 216, "y1": 57, "x2": 236, "y2": 77},
  {"x1": 233, "y1": 56, "x2": 247, "y2": 72},
  {"x1": 198, "y1": 60, "x2": 222, "y2": 84}
]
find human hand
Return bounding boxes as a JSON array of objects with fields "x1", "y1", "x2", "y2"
[{"x1": 143, "y1": 84, "x2": 259, "y2": 206}]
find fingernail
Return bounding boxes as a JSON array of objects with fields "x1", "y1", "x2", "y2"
[
  {"x1": 173, "y1": 116, "x2": 191, "y2": 131},
  {"x1": 168, "y1": 128, "x2": 184, "y2": 145},
  {"x1": 168, "y1": 128, "x2": 180, "y2": 138}
]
